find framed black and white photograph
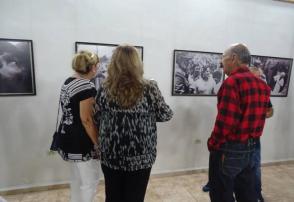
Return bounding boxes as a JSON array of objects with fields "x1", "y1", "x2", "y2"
[
  {"x1": 75, "y1": 42, "x2": 144, "y2": 90},
  {"x1": 251, "y1": 55, "x2": 293, "y2": 97},
  {"x1": 172, "y1": 50, "x2": 224, "y2": 96},
  {"x1": 0, "y1": 38, "x2": 36, "y2": 96}
]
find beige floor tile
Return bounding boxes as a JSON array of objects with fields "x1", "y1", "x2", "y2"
[
  {"x1": 2, "y1": 194, "x2": 23, "y2": 202},
  {"x1": 2, "y1": 163, "x2": 294, "y2": 202}
]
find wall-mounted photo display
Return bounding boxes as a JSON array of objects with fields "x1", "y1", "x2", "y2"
[
  {"x1": 275, "y1": 0, "x2": 294, "y2": 4},
  {"x1": 251, "y1": 55, "x2": 293, "y2": 97},
  {"x1": 172, "y1": 50, "x2": 224, "y2": 96},
  {"x1": 75, "y1": 42, "x2": 144, "y2": 90},
  {"x1": 0, "y1": 38, "x2": 36, "y2": 96}
]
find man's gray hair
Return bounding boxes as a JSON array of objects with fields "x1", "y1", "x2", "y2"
[{"x1": 229, "y1": 43, "x2": 251, "y2": 65}]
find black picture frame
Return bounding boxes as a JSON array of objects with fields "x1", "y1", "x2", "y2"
[
  {"x1": 274, "y1": 0, "x2": 294, "y2": 4},
  {"x1": 75, "y1": 42, "x2": 144, "y2": 90},
  {"x1": 251, "y1": 55, "x2": 293, "y2": 97},
  {"x1": 172, "y1": 50, "x2": 224, "y2": 96},
  {"x1": 0, "y1": 38, "x2": 36, "y2": 96}
]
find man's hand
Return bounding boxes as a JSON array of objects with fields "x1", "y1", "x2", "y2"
[{"x1": 266, "y1": 107, "x2": 273, "y2": 118}]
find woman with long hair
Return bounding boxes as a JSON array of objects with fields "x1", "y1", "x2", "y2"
[{"x1": 95, "y1": 45, "x2": 173, "y2": 202}]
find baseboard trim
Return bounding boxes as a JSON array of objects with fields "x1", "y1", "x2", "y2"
[
  {"x1": 151, "y1": 167, "x2": 208, "y2": 179},
  {"x1": 1, "y1": 159, "x2": 293, "y2": 195},
  {"x1": 0, "y1": 183, "x2": 69, "y2": 196},
  {"x1": 261, "y1": 159, "x2": 294, "y2": 167}
]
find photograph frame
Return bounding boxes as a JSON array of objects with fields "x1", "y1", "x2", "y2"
[
  {"x1": 251, "y1": 54, "x2": 293, "y2": 97},
  {"x1": 0, "y1": 38, "x2": 36, "y2": 96},
  {"x1": 274, "y1": 0, "x2": 294, "y2": 4},
  {"x1": 75, "y1": 42, "x2": 144, "y2": 90},
  {"x1": 172, "y1": 49, "x2": 224, "y2": 96}
]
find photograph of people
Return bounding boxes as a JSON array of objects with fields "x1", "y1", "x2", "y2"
[
  {"x1": 173, "y1": 50, "x2": 223, "y2": 96},
  {"x1": 272, "y1": 70, "x2": 286, "y2": 94},
  {"x1": 251, "y1": 56, "x2": 292, "y2": 96},
  {"x1": 174, "y1": 55, "x2": 190, "y2": 94},
  {"x1": 193, "y1": 67, "x2": 216, "y2": 94}
]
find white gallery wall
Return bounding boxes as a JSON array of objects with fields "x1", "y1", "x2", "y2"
[{"x1": 0, "y1": 0, "x2": 294, "y2": 191}]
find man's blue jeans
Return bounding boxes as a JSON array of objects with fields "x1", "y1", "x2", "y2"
[
  {"x1": 253, "y1": 139, "x2": 262, "y2": 199},
  {"x1": 209, "y1": 140, "x2": 257, "y2": 202}
]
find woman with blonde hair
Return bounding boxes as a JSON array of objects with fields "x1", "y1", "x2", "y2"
[
  {"x1": 95, "y1": 45, "x2": 173, "y2": 202},
  {"x1": 51, "y1": 50, "x2": 101, "y2": 202}
]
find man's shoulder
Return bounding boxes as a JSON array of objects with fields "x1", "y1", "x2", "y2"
[
  {"x1": 229, "y1": 71, "x2": 257, "y2": 83},
  {"x1": 223, "y1": 76, "x2": 236, "y2": 87},
  {"x1": 256, "y1": 77, "x2": 271, "y2": 92}
]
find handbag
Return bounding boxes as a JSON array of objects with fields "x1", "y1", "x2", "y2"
[{"x1": 50, "y1": 96, "x2": 62, "y2": 151}]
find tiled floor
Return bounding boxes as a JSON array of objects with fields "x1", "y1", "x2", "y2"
[{"x1": 2, "y1": 163, "x2": 294, "y2": 202}]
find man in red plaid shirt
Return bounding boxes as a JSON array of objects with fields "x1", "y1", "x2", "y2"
[{"x1": 207, "y1": 44, "x2": 271, "y2": 202}]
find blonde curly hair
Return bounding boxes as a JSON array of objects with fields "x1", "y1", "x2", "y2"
[
  {"x1": 72, "y1": 50, "x2": 99, "y2": 74},
  {"x1": 104, "y1": 45, "x2": 145, "y2": 108}
]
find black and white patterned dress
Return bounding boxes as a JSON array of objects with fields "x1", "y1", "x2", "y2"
[
  {"x1": 57, "y1": 77, "x2": 97, "y2": 162},
  {"x1": 95, "y1": 80, "x2": 173, "y2": 171}
]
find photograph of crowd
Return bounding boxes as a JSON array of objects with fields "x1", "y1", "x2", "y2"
[
  {"x1": 172, "y1": 50, "x2": 223, "y2": 96},
  {"x1": 75, "y1": 42, "x2": 143, "y2": 90},
  {"x1": 251, "y1": 55, "x2": 293, "y2": 97},
  {"x1": 0, "y1": 38, "x2": 36, "y2": 96}
]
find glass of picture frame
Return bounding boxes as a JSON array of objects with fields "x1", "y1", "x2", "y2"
[
  {"x1": 0, "y1": 38, "x2": 36, "y2": 96},
  {"x1": 172, "y1": 50, "x2": 224, "y2": 96}
]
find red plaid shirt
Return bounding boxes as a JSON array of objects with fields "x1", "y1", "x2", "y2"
[{"x1": 208, "y1": 65, "x2": 271, "y2": 151}]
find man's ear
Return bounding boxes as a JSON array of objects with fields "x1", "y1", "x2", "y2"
[{"x1": 231, "y1": 54, "x2": 240, "y2": 65}]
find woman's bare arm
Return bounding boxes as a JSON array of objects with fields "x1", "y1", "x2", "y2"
[{"x1": 80, "y1": 97, "x2": 98, "y2": 145}]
